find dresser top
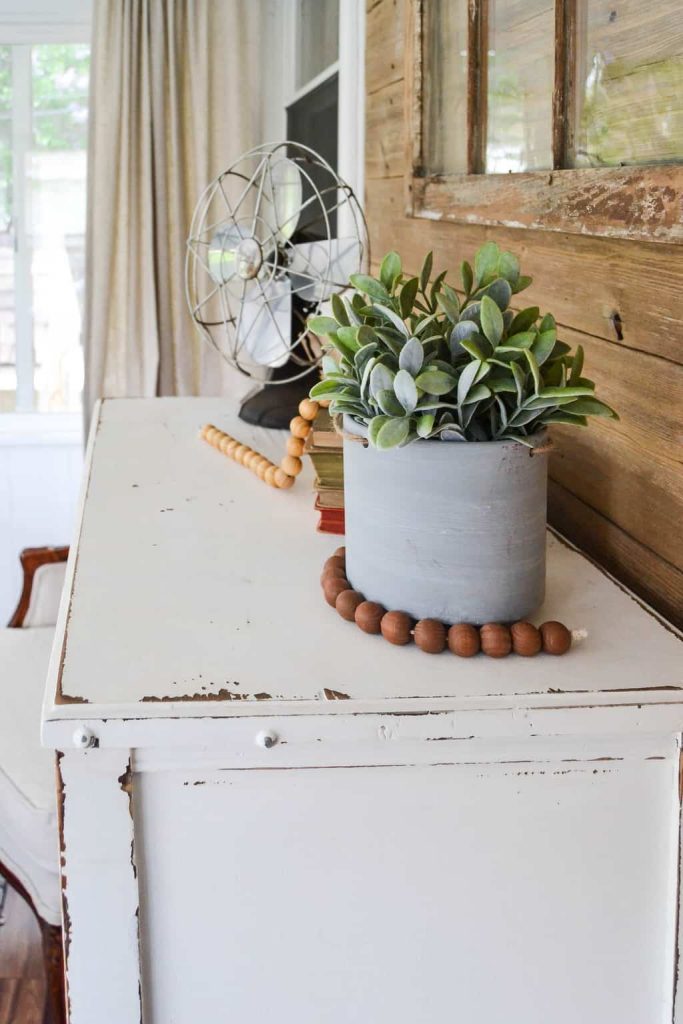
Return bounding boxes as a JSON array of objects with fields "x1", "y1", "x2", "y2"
[{"x1": 43, "y1": 398, "x2": 682, "y2": 726}]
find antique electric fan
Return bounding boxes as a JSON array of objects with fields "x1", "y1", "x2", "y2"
[{"x1": 185, "y1": 142, "x2": 368, "y2": 427}]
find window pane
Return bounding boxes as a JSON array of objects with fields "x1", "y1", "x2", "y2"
[
  {"x1": 486, "y1": 0, "x2": 554, "y2": 173},
  {"x1": 572, "y1": 0, "x2": 683, "y2": 167},
  {"x1": 29, "y1": 43, "x2": 88, "y2": 412},
  {"x1": 422, "y1": 0, "x2": 468, "y2": 175},
  {"x1": 296, "y1": 0, "x2": 339, "y2": 89},
  {"x1": 0, "y1": 46, "x2": 15, "y2": 412}
]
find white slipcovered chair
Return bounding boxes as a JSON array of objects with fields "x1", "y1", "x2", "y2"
[{"x1": 1, "y1": 547, "x2": 68, "y2": 1024}]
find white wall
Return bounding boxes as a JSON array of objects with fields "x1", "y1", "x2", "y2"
[{"x1": 0, "y1": 418, "x2": 83, "y2": 623}]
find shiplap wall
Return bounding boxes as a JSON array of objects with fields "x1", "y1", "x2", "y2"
[{"x1": 364, "y1": 0, "x2": 683, "y2": 628}]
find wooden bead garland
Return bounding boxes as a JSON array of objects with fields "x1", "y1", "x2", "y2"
[
  {"x1": 321, "y1": 548, "x2": 577, "y2": 658},
  {"x1": 200, "y1": 397, "x2": 323, "y2": 490}
]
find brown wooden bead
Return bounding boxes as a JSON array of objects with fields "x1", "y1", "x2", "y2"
[
  {"x1": 414, "y1": 619, "x2": 446, "y2": 654},
  {"x1": 336, "y1": 589, "x2": 364, "y2": 622},
  {"x1": 290, "y1": 416, "x2": 311, "y2": 439},
  {"x1": 323, "y1": 555, "x2": 346, "y2": 576},
  {"x1": 540, "y1": 620, "x2": 572, "y2": 656},
  {"x1": 448, "y1": 623, "x2": 480, "y2": 657},
  {"x1": 511, "y1": 621, "x2": 542, "y2": 657},
  {"x1": 274, "y1": 468, "x2": 295, "y2": 489},
  {"x1": 480, "y1": 623, "x2": 512, "y2": 658},
  {"x1": 281, "y1": 454, "x2": 303, "y2": 477},
  {"x1": 381, "y1": 610, "x2": 414, "y2": 646},
  {"x1": 298, "y1": 398, "x2": 319, "y2": 421},
  {"x1": 323, "y1": 576, "x2": 350, "y2": 608},
  {"x1": 354, "y1": 601, "x2": 385, "y2": 635},
  {"x1": 264, "y1": 465, "x2": 277, "y2": 487},
  {"x1": 286, "y1": 435, "x2": 305, "y2": 458},
  {"x1": 333, "y1": 545, "x2": 346, "y2": 560},
  {"x1": 320, "y1": 566, "x2": 348, "y2": 586}
]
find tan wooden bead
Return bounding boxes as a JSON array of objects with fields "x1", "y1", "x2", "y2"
[
  {"x1": 354, "y1": 601, "x2": 385, "y2": 635},
  {"x1": 323, "y1": 555, "x2": 346, "y2": 576},
  {"x1": 324, "y1": 576, "x2": 350, "y2": 608},
  {"x1": 219, "y1": 435, "x2": 232, "y2": 454},
  {"x1": 298, "y1": 398, "x2": 319, "y2": 422},
  {"x1": 336, "y1": 590, "x2": 364, "y2": 622},
  {"x1": 225, "y1": 438, "x2": 239, "y2": 457},
  {"x1": 511, "y1": 621, "x2": 542, "y2": 657},
  {"x1": 448, "y1": 623, "x2": 480, "y2": 657},
  {"x1": 381, "y1": 610, "x2": 413, "y2": 646},
  {"x1": 256, "y1": 460, "x2": 270, "y2": 481},
  {"x1": 264, "y1": 465, "x2": 277, "y2": 487},
  {"x1": 286, "y1": 435, "x2": 305, "y2": 458},
  {"x1": 414, "y1": 619, "x2": 447, "y2": 654},
  {"x1": 281, "y1": 455, "x2": 303, "y2": 477},
  {"x1": 290, "y1": 416, "x2": 311, "y2": 439},
  {"x1": 540, "y1": 621, "x2": 572, "y2": 656},
  {"x1": 274, "y1": 468, "x2": 295, "y2": 489},
  {"x1": 243, "y1": 450, "x2": 257, "y2": 469},
  {"x1": 480, "y1": 623, "x2": 512, "y2": 658},
  {"x1": 204, "y1": 426, "x2": 218, "y2": 443},
  {"x1": 233, "y1": 444, "x2": 248, "y2": 464}
]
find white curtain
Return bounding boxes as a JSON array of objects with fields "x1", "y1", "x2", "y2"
[{"x1": 83, "y1": 0, "x2": 264, "y2": 419}]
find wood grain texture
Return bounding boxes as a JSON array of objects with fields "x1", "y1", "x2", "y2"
[
  {"x1": 365, "y1": 0, "x2": 683, "y2": 624},
  {"x1": 0, "y1": 883, "x2": 46, "y2": 1024}
]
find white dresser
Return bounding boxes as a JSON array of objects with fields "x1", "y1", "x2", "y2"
[{"x1": 43, "y1": 397, "x2": 683, "y2": 1024}]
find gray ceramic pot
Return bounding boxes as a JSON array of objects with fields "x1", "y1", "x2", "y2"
[{"x1": 342, "y1": 418, "x2": 548, "y2": 624}]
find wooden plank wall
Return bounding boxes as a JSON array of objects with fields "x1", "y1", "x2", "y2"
[{"x1": 364, "y1": 0, "x2": 683, "y2": 628}]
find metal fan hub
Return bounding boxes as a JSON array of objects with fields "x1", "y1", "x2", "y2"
[{"x1": 236, "y1": 237, "x2": 263, "y2": 280}]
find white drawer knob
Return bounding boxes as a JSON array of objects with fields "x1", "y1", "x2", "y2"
[
  {"x1": 255, "y1": 730, "x2": 278, "y2": 750},
  {"x1": 73, "y1": 726, "x2": 97, "y2": 749}
]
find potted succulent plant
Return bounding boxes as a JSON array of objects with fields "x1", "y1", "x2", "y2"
[{"x1": 308, "y1": 242, "x2": 618, "y2": 625}]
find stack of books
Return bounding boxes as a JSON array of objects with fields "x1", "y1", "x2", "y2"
[{"x1": 304, "y1": 405, "x2": 344, "y2": 534}]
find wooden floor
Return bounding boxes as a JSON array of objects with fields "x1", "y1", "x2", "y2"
[{"x1": 0, "y1": 879, "x2": 45, "y2": 1024}]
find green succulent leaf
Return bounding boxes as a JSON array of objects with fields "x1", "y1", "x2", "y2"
[
  {"x1": 399, "y1": 276, "x2": 419, "y2": 319},
  {"x1": 308, "y1": 316, "x2": 339, "y2": 336},
  {"x1": 542, "y1": 412, "x2": 588, "y2": 427},
  {"x1": 436, "y1": 285, "x2": 461, "y2": 324},
  {"x1": 372, "y1": 303, "x2": 410, "y2": 338},
  {"x1": 457, "y1": 359, "x2": 480, "y2": 406},
  {"x1": 349, "y1": 274, "x2": 391, "y2": 302},
  {"x1": 460, "y1": 260, "x2": 473, "y2": 296},
  {"x1": 335, "y1": 325, "x2": 360, "y2": 352},
  {"x1": 394, "y1": 368, "x2": 419, "y2": 413},
  {"x1": 498, "y1": 251, "x2": 520, "y2": 285},
  {"x1": 539, "y1": 385, "x2": 595, "y2": 399},
  {"x1": 368, "y1": 415, "x2": 391, "y2": 446},
  {"x1": 375, "y1": 416, "x2": 410, "y2": 450},
  {"x1": 505, "y1": 331, "x2": 536, "y2": 350},
  {"x1": 511, "y1": 274, "x2": 533, "y2": 294},
  {"x1": 463, "y1": 383, "x2": 491, "y2": 405},
  {"x1": 480, "y1": 295, "x2": 504, "y2": 346},
  {"x1": 416, "y1": 411, "x2": 436, "y2": 438},
  {"x1": 420, "y1": 251, "x2": 433, "y2": 292},
  {"x1": 380, "y1": 251, "x2": 402, "y2": 291},
  {"x1": 310, "y1": 378, "x2": 345, "y2": 399},
  {"x1": 460, "y1": 337, "x2": 489, "y2": 361},
  {"x1": 478, "y1": 278, "x2": 512, "y2": 312},
  {"x1": 524, "y1": 349, "x2": 541, "y2": 394},
  {"x1": 330, "y1": 292, "x2": 349, "y2": 326},
  {"x1": 532, "y1": 329, "x2": 557, "y2": 366},
  {"x1": 398, "y1": 337, "x2": 424, "y2": 375},
  {"x1": 376, "y1": 388, "x2": 405, "y2": 416},
  {"x1": 474, "y1": 241, "x2": 500, "y2": 288},
  {"x1": 369, "y1": 362, "x2": 395, "y2": 399},
  {"x1": 415, "y1": 369, "x2": 458, "y2": 396},
  {"x1": 508, "y1": 307, "x2": 540, "y2": 334},
  {"x1": 561, "y1": 397, "x2": 619, "y2": 419},
  {"x1": 569, "y1": 344, "x2": 584, "y2": 384}
]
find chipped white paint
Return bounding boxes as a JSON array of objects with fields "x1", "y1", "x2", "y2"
[
  {"x1": 59, "y1": 749, "x2": 141, "y2": 1024},
  {"x1": 41, "y1": 398, "x2": 683, "y2": 1023}
]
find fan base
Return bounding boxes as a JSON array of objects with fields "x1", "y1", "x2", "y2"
[{"x1": 239, "y1": 371, "x2": 319, "y2": 430}]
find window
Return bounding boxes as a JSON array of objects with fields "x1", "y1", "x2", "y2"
[
  {"x1": 0, "y1": 42, "x2": 89, "y2": 413},
  {"x1": 408, "y1": 0, "x2": 683, "y2": 241}
]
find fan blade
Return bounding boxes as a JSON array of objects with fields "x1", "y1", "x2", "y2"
[
  {"x1": 288, "y1": 237, "x2": 361, "y2": 301},
  {"x1": 236, "y1": 278, "x2": 292, "y2": 368},
  {"x1": 259, "y1": 157, "x2": 303, "y2": 243}
]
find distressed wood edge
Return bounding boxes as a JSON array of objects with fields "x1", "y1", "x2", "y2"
[
  {"x1": 7, "y1": 546, "x2": 70, "y2": 628},
  {"x1": 552, "y1": 0, "x2": 576, "y2": 169},
  {"x1": 467, "y1": 0, "x2": 487, "y2": 175},
  {"x1": 402, "y1": 0, "x2": 421, "y2": 216},
  {"x1": 410, "y1": 165, "x2": 683, "y2": 243}
]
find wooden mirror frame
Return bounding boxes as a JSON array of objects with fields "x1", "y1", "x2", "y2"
[{"x1": 405, "y1": 0, "x2": 683, "y2": 243}]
